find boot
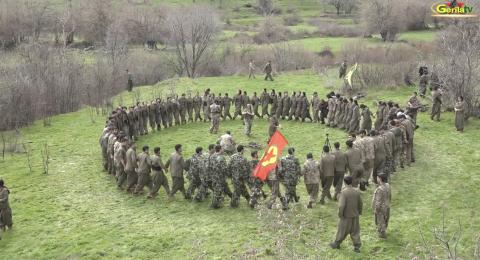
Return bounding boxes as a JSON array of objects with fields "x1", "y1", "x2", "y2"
[
  {"x1": 329, "y1": 242, "x2": 340, "y2": 249},
  {"x1": 280, "y1": 197, "x2": 289, "y2": 211}
]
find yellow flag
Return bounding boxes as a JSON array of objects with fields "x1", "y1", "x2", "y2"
[{"x1": 345, "y1": 63, "x2": 358, "y2": 88}]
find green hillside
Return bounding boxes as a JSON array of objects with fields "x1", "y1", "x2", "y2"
[{"x1": 1, "y1": 71, "x2": 479, "y2": 259}]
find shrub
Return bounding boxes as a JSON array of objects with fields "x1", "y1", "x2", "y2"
[
  {"x1": 283, "y1": 13, "x2": 303, "y2": 26},
  {"x1": 309, "y1": 19, "x2": 362, "y2": 37},
  {"x1": 253, "y1": 17, "x2": 292, "y2": 44}
]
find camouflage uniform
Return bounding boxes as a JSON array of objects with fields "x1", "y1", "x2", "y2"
[
  {"x1": 267, "y1": 169, "x2": 283, "y2": 209},
  {"x1": 360, "y1": 107, "x2": 373, "y2": 132},
  {"x1": 279, "y1": 154, "x2": 301, "y2": 208},
  {"x1": 349, "y1": 104, "x2": 360, "y2": 133},
  {"x1": 382, "y1": 130, "x2": 396, "y2": 177},
  {"x1": 360, "y1": 136, "x2": 375, "y2": 185},
  {"x1": 243, "y1": 108, "x2": 254, "y2": 136},
  {"x1": 327, "y1": 97, "x2": 336, "y2": 126},
  {"x1": 114, "y1": 144, "x2": 127, "y2": 187},
  {"x1": 233, "y1": 93, "x2": 243, "y2": 120},
  {"x1": 372, "y1": 183, "x2": 391, "y2": 238},
  {"x1": 302, "y1": 158, "x2": 320, "y2": 207},
  {"x1": 209, "y1": 103, "x2": 221, "y2": 134},
  {"x1": 211, "y1": 153, "x2": 229, "y2": 209},
  {"x1": 332, "y1": 98, "x2": 341, "y2": 127},
  {"x1": 372, "y1": 135, "x2": 386, "y2": 183},
  {"x1": 248, "y1": 159, "x2": 265, "y2": 208},
  {"x1": 107, "y1": 134, "x2": 117, "y2": 176},
  {"x1": 197, "y1": 152, "x2": 214, "y2": 201},
  {"x1": 390, "y1": 126, "x2": 405, "y2": 170},
  {"x1": 186, "y1": 153, "x2": 205, "y2": 201},
  {"x1": 99, "y1": 131, "x2": 110, "y2": 171},
  {"x1": 229, "y1": 152, "x2": 251, "y2": 207},
  {"x1": 374, "y1": 104, "x2": 385, "y2": 131}
]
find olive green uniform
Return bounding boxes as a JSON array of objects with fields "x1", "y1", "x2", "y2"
[{"x1": 333, "y1": 186, "x2": 363, "y2": 250}]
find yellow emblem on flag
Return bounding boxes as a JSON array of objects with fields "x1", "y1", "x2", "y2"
[{"x1": 345, "y1": 63, "x2": 358, "y2": 88}]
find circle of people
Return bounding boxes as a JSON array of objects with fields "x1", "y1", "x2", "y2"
[{"x1": 98, "y1": 86, "x2": 442, "y2": 252}]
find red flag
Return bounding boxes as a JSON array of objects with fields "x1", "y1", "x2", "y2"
[{"x1": 253, "y1": 131, "x2": 288, "y2": 181}]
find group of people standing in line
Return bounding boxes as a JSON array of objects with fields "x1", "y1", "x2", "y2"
[{"x1": 99, "y1": 85, "x2": 437, "y2": 253}]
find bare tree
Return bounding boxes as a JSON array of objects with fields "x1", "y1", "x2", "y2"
[
  {"x1": 56, "y1": 0, "x2": 76, "y2": 47},
  {"x1": 0, "y1": 133, "x2": 5, "y2": 160},
  {"x1": 119, "y1": 1, "x2": 169, "y2": 48},
  {"x1": 361, "y1": 0, "x2": 406, "y2": 41},
  {"x1": 105, "y1": 19, "x2": 129, "y2": 94},
  {"x1": 41, "y1": 142, "x2": 50, "y2": 174},
  {"x1": 0, "y1": 0, "x2": 54, "y2": 48},
  {"x1": 433, "y1": 209, "x2": 463, "y2": 260},
  {"x1": 166, "y1": 5, "x2": 220, "y2": 78},
  {"x1": 257, "y1": 0, "x2": 274, "y2": 16},
  {"x1": 435, "y1": 20, "x2": 480, "y2": 118},
  {"x1": 22, "y1": 141, "x2": 33, "y2": 174},
  {"x1": 77, "y1": 0, "x2": 113, "y2": 45}
]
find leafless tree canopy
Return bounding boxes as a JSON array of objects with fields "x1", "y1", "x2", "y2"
[
  {"x1": 435, "y1": 20, "x2": 480, "y2": 117},
  {"x1": 324, "y1": 0, "x2": 358, "y2": 15},
  {"x1": 166, "y1": 5, "x2": 220, "y2": 78},
  {"x1": 360, "y1": 0, "x2": 429, "y2": 41}
]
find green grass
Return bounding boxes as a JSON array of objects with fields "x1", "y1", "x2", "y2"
[
  {"x1": 398, "y1": 30, "x2": 438, "y2": 42},
  {"x1": 1, "y1": 71, "x2": 480, "y2": 259},
  {"x1": 287, "y1": 23, "x2": 319, "y2": 33}
]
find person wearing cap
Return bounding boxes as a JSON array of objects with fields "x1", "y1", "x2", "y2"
[{"x1": 372, "y1": 173, "x2": 391, "y2": 238}]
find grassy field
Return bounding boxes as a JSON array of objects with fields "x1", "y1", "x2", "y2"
[{"x1": 1, "y1": 70, "x2": 479, "y2": 259}]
